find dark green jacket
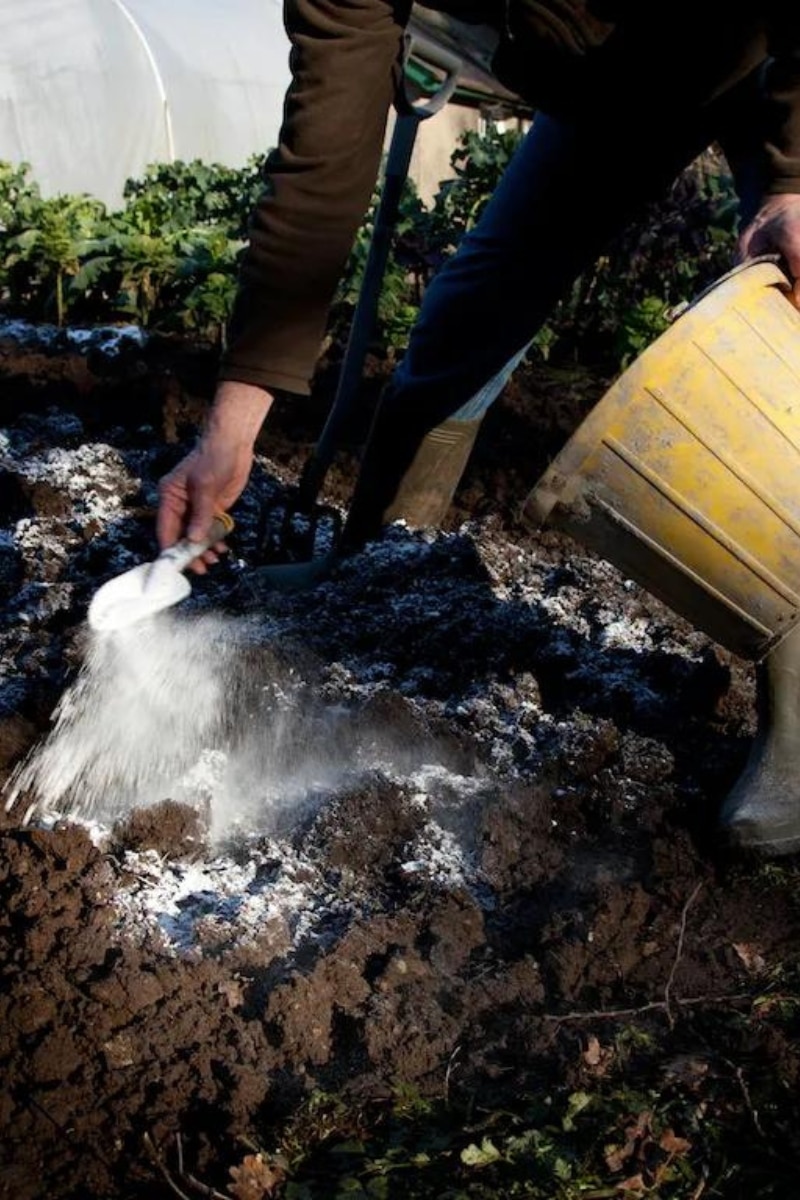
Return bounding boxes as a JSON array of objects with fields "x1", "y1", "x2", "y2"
[{"x1": 219, "y1": 0, "x2": 800, "y2": 396}]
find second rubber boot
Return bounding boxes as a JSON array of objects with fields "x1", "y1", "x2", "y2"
[
  {"x1": 718, "y1": 623, "x2": 800, "y2": 856},
  {"x1": 341, "y1": 389, "x2": 483, "y2": 552}
]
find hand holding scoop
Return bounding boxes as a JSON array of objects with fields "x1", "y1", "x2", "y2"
[{"x1": 88, "y1": 512, "x2": 234, "y2": 633}]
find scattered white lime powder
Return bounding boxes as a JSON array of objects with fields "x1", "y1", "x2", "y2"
[
  {"x1": 10, "y1": 443, "x2": 134, "y2": 519},
  {"x1": 4, "y1": 606, "x2": 460, "y2": 841},
  {"x1": 5, "y1": 613, "x2": 245, "y2": 822},
  {"x1": 110, "y1": 838, "x2": 335, "y2": 955},
  {"x1": 4, "y1": 603, "x2": 491, "y2": 958},
  {"x1": 103, "y1": 763, "x2": 483, "y2": 956}
]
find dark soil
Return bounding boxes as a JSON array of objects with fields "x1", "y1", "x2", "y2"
[{"x1": 0, "y1": 324, "x2": 799, "y2": 1199}]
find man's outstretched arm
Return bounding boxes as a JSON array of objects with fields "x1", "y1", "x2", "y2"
[{"x1": 158, "y1": 0, "x2": 411, "y2": 560}]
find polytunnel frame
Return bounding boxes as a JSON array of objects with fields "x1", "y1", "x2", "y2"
[{"x1": 107, "y1": 0, "x2": 176, "y2": 162}]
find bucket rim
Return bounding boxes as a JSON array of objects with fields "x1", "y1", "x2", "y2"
[
  {"x1": 680, "y1": 253, "x2": 789, "y2": 318},
  {"x1": 524, "y1": 257, "x2": 793, "y2": 528}
]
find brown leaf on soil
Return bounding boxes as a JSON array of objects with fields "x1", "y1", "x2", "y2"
[
  {"x1": 615, "y1": 1174, "x2": 646, "y2": 1195},
  {"x1": 583, "y1": 1034, "x2": 602, "y2": 1065},
  {"x1": 228, "y1": 1153, "x2": 286, "y2": 1200},
  {"x1": 605, "y1": 1110, "x2": 653, "y2": 1171},
  {"x1": 732, "y1": 941, "x2": 766, "y2": 974},
  {"x1": 659, "y1": 1129, "x2": 691, "y2": 1156},
  {"x1": 605, "y1": 1142, "x2": 633, "y2": 1174},
  {"x1": 582, "y1": 1033, "x2": 613, "y2": 1075}
]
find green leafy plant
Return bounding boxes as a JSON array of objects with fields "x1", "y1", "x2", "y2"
[
  {"x1": 0, "y1": 163, "x2": 44, "y2": 312},
  {"x1": 75, "y1": 226, "x2": 179, "y2": 327},
  {"x1": 122, "y1": 156, "x2": 267, "y2": 238},
  {"x1": 173, "y1": 226, "x2": 245, "y2": 345},
  {"x1": 0, "y1": 161, "x2": 43, "y2": 236},
  {"x1": 221, "y1": 1057, "x2": 800, "y2": 1199},
  {"x1": 431, "y1": 125, "x2": 524, "y2": 250},
  {"x1": 536, "y1": 148, "x2": 739, "y2": 370},
  {"x1": 332, "y1": 169, "x2": 429, "y2": 356},
  {"x1": 3, "y1": 193, "x2": 106, "y2": 323},
  {"x1": 0, "y1": 132, "x2": 740, "y2": 365}
]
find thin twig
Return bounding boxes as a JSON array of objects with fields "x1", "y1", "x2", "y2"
[
  {"x1": 691, "y1": 1033, "x2": 799, "y2": 1174},
  {"x1": 732, "y1": 1062, "x2": 767, "y2": 1139},
  {"x1": 184, "y1": 1174, "x2": 230, "y2": 1200},
  {"x1": 143, "y1": 1134, "x2": 193, "y2": 1200},
  {"x1": 664, "y1": 880, "x2": 704, "y2": 1025},
  {"x1": 689, "y1": 1164, "x2": 709, "y2": 1200},
  {"x1": 543, "y1": 992, "x2": 752, "y2": 1023},
  {"x1": 144, "y1": 1133, "x2": 230, "y2": 1200},
  {"x1": 176, "y1": 1132, "x2": 230, "y2": 1199},
  {"x1": 444, "y1": 1044, "x2": 462, "y2": 1104},
  {"x1": 548, "y1": 881, "x2": 710, "y2": 1028}
]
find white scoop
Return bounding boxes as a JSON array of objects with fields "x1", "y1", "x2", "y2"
[{"x1": 87, "y1": 513, "x2": 234, "y2": 632}]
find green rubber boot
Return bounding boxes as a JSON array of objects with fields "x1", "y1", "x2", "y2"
[
  {"x1": 342, "y1": 406, "x2": 483, "y2": 551},
  {"x1": 719, "y1": 623, "x2": 800, "y2": 856}
]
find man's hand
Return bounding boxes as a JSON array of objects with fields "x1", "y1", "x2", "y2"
[
  {"x1": 157, "y1": 381, "x2": 273, "y2": 572},
  {"x1": 737, "y1": 193, "x2": 800, "y2": 306}
]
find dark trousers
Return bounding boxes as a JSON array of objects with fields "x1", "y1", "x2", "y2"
[
  {"x1": 395, "y1": 67, "x2": 765, "y2": 420},
  {"x1": 343, "y1": 65, "x2": 768, "y2": 540}
]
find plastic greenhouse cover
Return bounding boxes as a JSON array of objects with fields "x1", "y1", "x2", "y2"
[{"x1": 0, "y1": 0, "x2": 291, "y2": 207}]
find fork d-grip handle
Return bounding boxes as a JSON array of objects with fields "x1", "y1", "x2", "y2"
[{"x1": 160, "y1": 512, "x2": 235, "y2": 573}]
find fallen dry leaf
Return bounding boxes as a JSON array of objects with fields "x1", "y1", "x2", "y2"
[
  {"x1": 584, "y1": 1034, "x2": 602, "y2": 1065},
  {"x1": 582, "y1": 1033, "x2": 613, "y2": 1075},
  {"x1": 615, "y1": 1172, "x2": 646, "y2": 1195},
  {"x1": 732, "y1": 942, "x2": 766, "y2": 974},
  {"x1": 228, "y1": 1152, "x2": 286, "y2": 1200},
  {"x1": 659, "y1": 1129, "x2": 691, "y2": 1156}
]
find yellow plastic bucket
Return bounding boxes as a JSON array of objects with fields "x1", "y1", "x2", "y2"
[{"x1": 523, "y1": 259, "x2": 800, "y2": 661}]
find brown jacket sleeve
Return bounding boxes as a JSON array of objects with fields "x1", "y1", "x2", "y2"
[
  {"x1": 219, "y1": 0, "x2": 412, "y2": 396},
  {"x1": 764, "y1": 7, "x2": 800, "y2": 193}
]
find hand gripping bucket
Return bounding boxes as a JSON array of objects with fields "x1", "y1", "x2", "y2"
[{"x1": 523, "y1": 259, "x2": 800, "y2": 661}]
